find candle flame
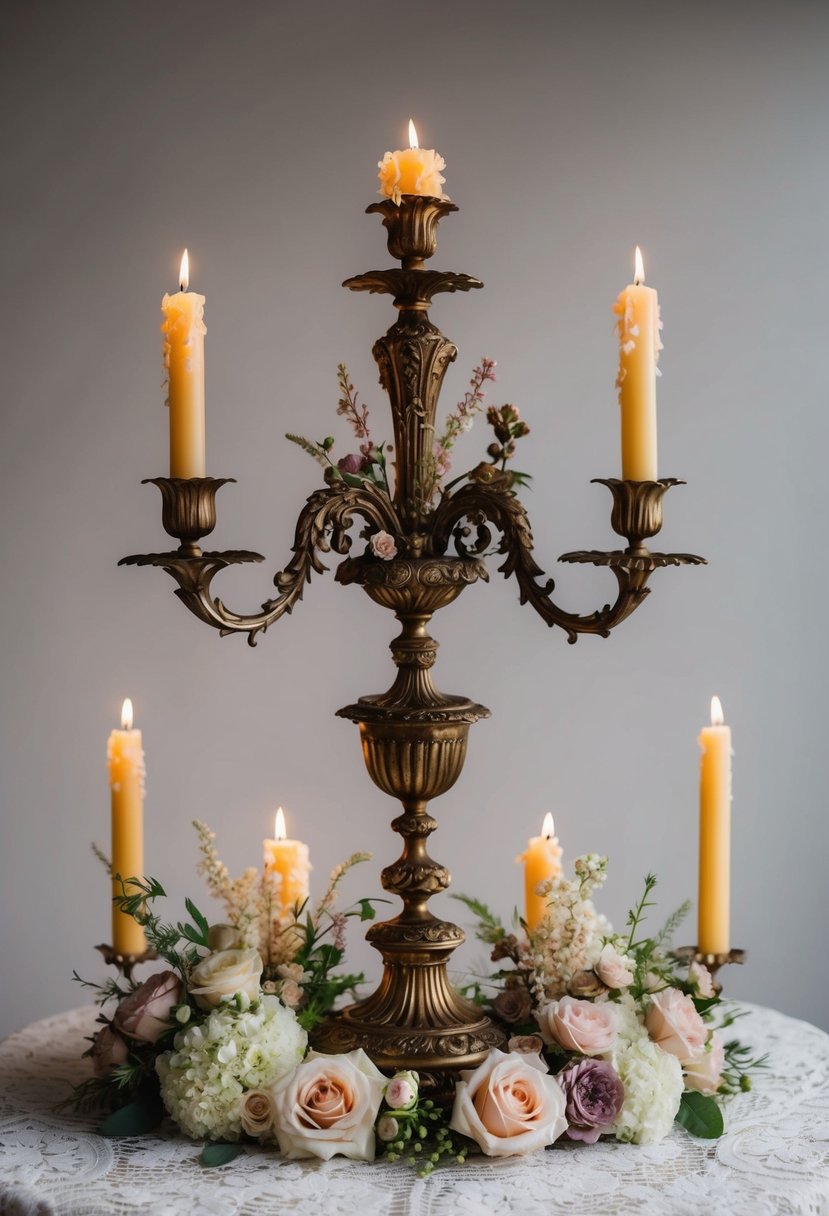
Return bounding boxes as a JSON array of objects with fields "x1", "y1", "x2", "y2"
[
  {"x1": 634, "y1": 245, "x2": 645, "y2": 285},
  {"x1": 121, "y1": 698, "x2": 134, "y2": 730},
  {"x1": 408, "y1": 119, "x2": 419, "y2": 149},
  {"x1": 710, "y1": 695, "x2": 724, "y2": 726},
  {"x1": 541, "y1": 812, "x2": 555, "y2": 838},
  {"x1": 275, "y1": 807, "x2": 286, "y2": 840},
  {"x1": 179, "y1": 248, "x2": 190, "y2": 292}
]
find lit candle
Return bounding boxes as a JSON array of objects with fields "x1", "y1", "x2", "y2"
[
  {"x1": 161, "y1": 249, "x2": 206, "y2": 478},
  {"x1": 263, "y1": 807, "x2": 311, "y2": 920},
  {"x1": 698, "y1": 696, "x2": 732, "y2": 955},
  {"x1": 613, "y1": 245, "x2": 662, "y2": 481},
  {"x1": 519, "y1": 813, "x2": 563, "y2": 932},
  {"x1": 107, "y1": 698, "x2": 146, "y2": 955},
  {"x1": 377, "y1": 119, "x2": 447, "y2": 204}
]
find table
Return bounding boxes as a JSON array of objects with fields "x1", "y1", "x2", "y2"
[{"x1": 1, "y1": 1003, "x2": 828, "y2": 1215}]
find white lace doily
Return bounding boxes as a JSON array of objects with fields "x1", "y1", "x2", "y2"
[{"x1": 1, "y1": 1003, "x2": 828, "y2": 1215}]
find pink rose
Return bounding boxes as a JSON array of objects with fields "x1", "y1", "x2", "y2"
[
  {"x1": 507, "y1": 1034, "x2": 545, "y2": 1057},
  {"x1": 537, "y1": 996, "x2": 617, "y2": 1056},
  {"x1": 384, "y1": 1071, "x2": 418, "y2": 1111},
  {"x1": 89, "y1": 1025, "x2": 129, "y2": 1077},
  {"x1": 646, "y1": 988, "x2": 707, "y2": 1061},
  {"x1": 683, "y1": 1031, "x2": 725, "y2": 1095},
  {"x1": 272, "y1": 1049, "x2": 386, "y2": 1161},
  {"x1": 113, "y1": 971, "x2": 183, "y2": 1043},
  {"x1": 369, "y1": 531, "x2": 397, "y2": 561},
  {"x1": 239, "y1": 1088, "x2": 277, "y2": 1140},
  {"x1": 450, "y1": 1049, "x2": 567, "y2": 1157},
  {"x1": 594, "y1": 944, "x2": 635, "y2": 990},
  {"x1": 689, "y1": 961, "x2": 715, "y2": 998}
]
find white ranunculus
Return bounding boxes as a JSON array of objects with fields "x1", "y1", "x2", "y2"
[
  {"x1": 188, "y1": 948, "x2": 263, "y2": 1011},
  {"x1": 449, "y1": 1049, "x2": 568, "y2": 1158},
  {"x1": 272, "y1": 1049, "x2": 386, "y2": 1162},
  {"x1": 612, "y1": 1035, "x2": 684, "y2": 1144}
]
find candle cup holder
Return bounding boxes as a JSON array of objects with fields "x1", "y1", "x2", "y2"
[
  {"x1": 95, "y1": 943, "x2": 158, "y2": 985},
  {"x1": 366, "y1": 195, "x2": 458, "y2": 269},
  {"x1": 672, "y1": 945, "x2": 747, "y2": 995},
  {"x1": 143, "y1": 476, "x2": 235, "y2": 557},
  {"x1": 121, "y1": 196, "x2": 707, "y2": 1077}
]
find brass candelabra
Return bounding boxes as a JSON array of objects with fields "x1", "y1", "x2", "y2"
[{"x1": 121, "y1": 196, "x2": 705, "y2": 1088}]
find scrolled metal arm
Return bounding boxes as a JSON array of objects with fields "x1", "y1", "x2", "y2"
[
  {"x1": 430, "y1": 474, "x2": 657, "y2": 644},
  {"x1": 121, "y1": 480, "x2": 403, "y2": 647}
]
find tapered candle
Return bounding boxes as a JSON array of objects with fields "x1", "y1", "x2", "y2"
[
  {"x1": 107, "y1": 698, "x2": 146, "y2": 955},
  {"x1": 161, "y1": 249, "x2": 206, "y2": 478},
  {"x1": 377, "y1": 119, "x2": 447, "y2": 204},
  {"x1": 613, "y1": 245, "x2": 662, "y2": 481},
  {"x1": 698, "y1": 696, "x2": 732, "y2": 954},
  {"x1": 519, "y1": 813, "x2": 563, "y2": 932},
  {"x1": 263, "y1": 807, "x2": 311, "y2": 920}
]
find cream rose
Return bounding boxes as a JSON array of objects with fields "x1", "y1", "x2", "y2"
[
  {"x1": 188, "y1": 948, "x2": 263, "y2": 1011},
  {"x1": 450, "y1": 1049, "x2": 567, "y2": 1157},
  {"x1": 239, "y1": 1088, "x2": 276, "y2": 1140},
  {"x1": 595, "y1": 944, "x2": 635, "y2": 990},
  {"x1": 537, "y1": 996, "x2": 617, "y2": 1056},
  {"x1": 645, "y1": 988, "x2": 707, "y2": 1061},
  {"x1": 272, "y1": 1049, "x2": 386, "y2": 1161},
  {"x1": 683, "y1": 1031, "x2": 725, "y2": 1095}
]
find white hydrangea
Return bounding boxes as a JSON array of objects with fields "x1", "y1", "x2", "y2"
[
  {"x1": 611, "y1": 1033, "x2": 684, "y2": 1145},
  {"x1": 156, "y1": 995, "x2": 307, "y2": 1142}
]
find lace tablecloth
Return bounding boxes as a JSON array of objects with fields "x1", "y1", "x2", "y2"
[{"x1": 1, "y1": 1003, "x2": 828, "y2": 1215}]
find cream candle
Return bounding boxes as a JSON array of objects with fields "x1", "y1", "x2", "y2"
[
  {"x1": 161, "y1": 249, "x2": 206, "y2": 478},
  {"x1": 698, "y1": 696, "x2": 732, "y2": 955},
  {"x1": 263, "y1": 807, "x2": 311, "y2": 920},
  {"x1": 613, "y1": 246, "x2": 662, "y2": 481},
  {"x1": 107, "y1": 698, "x2": 146, "y2": 955},
  {"x1": 377, "y1": 119, "x2": 447, "y2": 204},
  {"x1": 519, "y1": 813, "x2": 563, "y2": 933}
]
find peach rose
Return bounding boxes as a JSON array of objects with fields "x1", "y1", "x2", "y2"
[
  {"x1": 188, "y1": 948, "x2": 263, "y2": 1011},
  {"x1": 450, "y1": 1049, "x2": 567, "y2": 1157},
  {"x1": 683, "y1": 1031, "x2": 725, "y2": 1096},
  {"x1": 595, "y1": 944, "x2": 635, "y2": 990},
  {"x1": 537, "y1": 996, "x2": 617, "y2": 1056},
  {"x1": 272, "y1": 1049, "x2": 386, "y2": 1161},
  {"x1": 113, "y1": 970, "x2": 183, "y2": 1043},
  {"x1": 646, "y1": 988, "x2": 707, "y2": 1061},
  {"x1": 370, "y1": 530, "x2": 397, "y2": 561},
  {"x1": 240, "y1": 1088, "x2": 277, "y2": 1139}
]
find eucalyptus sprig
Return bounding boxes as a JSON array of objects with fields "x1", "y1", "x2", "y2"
[{"x1": 377, "y1": 1096, "x2": 468, "y2": 1176}]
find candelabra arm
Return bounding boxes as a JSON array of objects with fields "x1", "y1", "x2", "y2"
[
  {"x1": 121, "y1": 479, "x2": 403, "y2": 646},
  {"x1": 430, "y1": 470, "x2": 705, "y2": 644}
]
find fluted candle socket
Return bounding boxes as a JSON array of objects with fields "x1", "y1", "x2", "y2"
[{"x1": 144, "y1": 476, "x2": 235, "y2": 557}]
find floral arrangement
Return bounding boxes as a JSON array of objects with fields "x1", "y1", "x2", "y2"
[
  {"x1": 70, "y1": 838, "x2": 762, "y2": 1173},
  {"x1": 286, "y1": 358, "x2": 531, "y2": 540},
  {"x1": 455, "y1": 857, "x2": 765, "y2": 1145}
]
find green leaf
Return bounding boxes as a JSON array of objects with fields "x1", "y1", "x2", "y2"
[
  {"x1": 357, "y1": 898, "x2": 376, "y2": 922},
  {"x1": 185, "y1": 897, "x2": 210, "y2": 937},
  {"x1": 200, "y1": 1142, "x2": 244, "y2": 1167},
  {"x1": 675, "y1": 1091, "x2": 724, "y2": 1139},
  {"x1": 99, "y1": 1093, "x2": 164, "y2": 1137},
  {"x1": 692, "y1": 996, "x2": 720, "y2": 1016}
]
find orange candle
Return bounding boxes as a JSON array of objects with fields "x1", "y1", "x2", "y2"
[
  {"x1": 613, "y1": 245, "x2": 662, "y2": 481},
  {"x1": 107, "y1": 698, "x2": 146, "y2": 955},
  {"x1": 377, "y1": 119, "x2": 447, "y2": 204},
  {"x1": 161, "y1": 249, "x2": 206, "y2": 478},
  {"x1": 698, "y1": 696, "x2": 732, "y2": 954},
  {"x1": 519, "y1": 813, "x2": 563, "y2": 932},
  {"x1": 263, "y1": 807, "x2": 311, "y2": 920}
]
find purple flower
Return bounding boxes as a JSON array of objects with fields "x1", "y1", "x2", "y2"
[
  {"x1": 558, "y1": 1058, "x2": 625, "y2": 1144},
  {"x1": 338, "y1": 453, "x2": 366, "y2": 475}
]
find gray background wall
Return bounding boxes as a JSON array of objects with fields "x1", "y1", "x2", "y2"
[{"x1": 2, "y1": 0, "x2": 827, "y2": 1038}]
